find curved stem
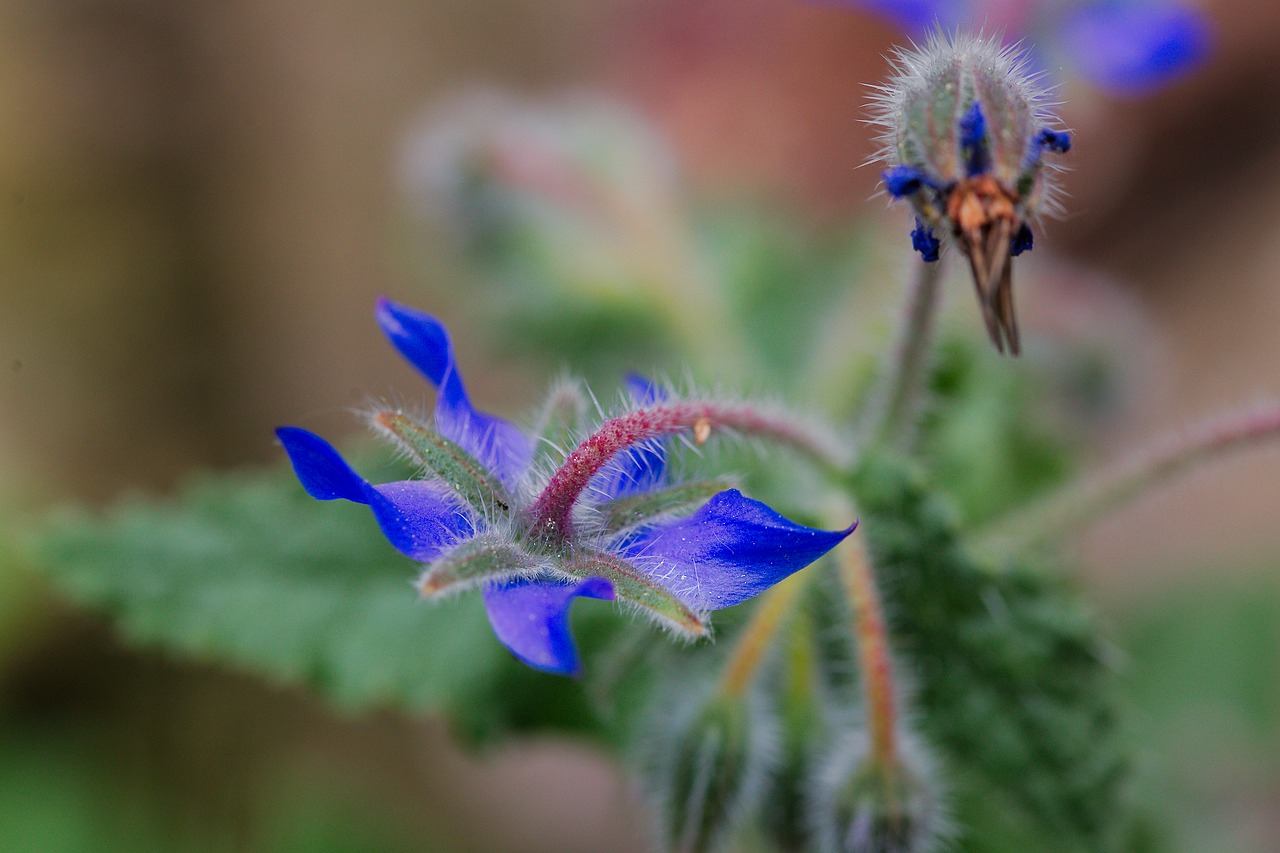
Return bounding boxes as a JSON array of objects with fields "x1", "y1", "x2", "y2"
[
  {"x1": 527, "y1": 400, "x2": 847, "y2": 539},
  {"x1": 973, "y1": 400, "x2": 1280, "y2": 560}
]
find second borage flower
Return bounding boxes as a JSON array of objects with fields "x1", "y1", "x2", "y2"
[
  {"x1": 871, "y1": 31, "x2": 1071, "y2": 356},
  {"x1": 277, "y1": 299, "x2": 853, "y2": 675}
]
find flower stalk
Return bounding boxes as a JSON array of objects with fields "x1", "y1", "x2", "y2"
[
  {"x1": 975, "y1": 401, "x2": 1280, "y2": 560},
  {"x1": 837, "y1": 535, "x2": 901, "y2": 778},
  {"x1": 528, "y1": 400, "x2": 845, "y2": 540},
  {"x1": 864, "y1": 258, "x2": 946, "y2": 450}
]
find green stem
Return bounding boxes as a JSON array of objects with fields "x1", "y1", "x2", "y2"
[
  {"x1": 974, "y1": 401, "x2": 1280, "y2": 560},
  {"x1": 864, "y1": 259, "x2": 945, "y2": 450}
]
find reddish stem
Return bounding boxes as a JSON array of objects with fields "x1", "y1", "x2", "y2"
[
  {"x1": 526, "y1": 400, "x2": 837, "y2": 541},
  {"x1": 839, "y1": 537, "x2": 900, "y2": 774}
]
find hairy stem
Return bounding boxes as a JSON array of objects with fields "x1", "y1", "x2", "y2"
[
  {"x1": 527, "y1": 400, "x2": 845, "y2": 540},
  {"x1": 864, "y1": 259, "x2": 945, "y2": 450},
  {"x1": 974, "y1": 400, "x2": 1280, "y2": 559},
  {"x1": 837, "y1": 535, "x2": 900, "y2": 775}
]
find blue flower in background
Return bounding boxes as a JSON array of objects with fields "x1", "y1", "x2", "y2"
[
  {"x1": 830, "y1": 0, "x2": 1210, "y2": 95},
  {"x1": 277, "y1": 300, "x2": 852, "y2": 675}
]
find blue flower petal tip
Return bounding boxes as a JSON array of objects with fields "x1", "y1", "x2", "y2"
[
  {"x1": 1011, "y1": 223, "x2": 1034, "y2": 257},
  {"x1": 911, "y1": 220, "x2": 941, "y2": 263},
  {"x1": 623, "y1": 488, "x2": 855, "y2": 612},
  {"x1": 883, "y1": 164, "x2": 927, "y2": 198},
  {"x1": 276, "y1": 426, "x2": 369, "y2": 504},
  {"x1": 483, "y1": 577, "x2": 616, "y2": 676},
  {"x1": 1035, "y1": 129, "x2": 1072, "y2": 154}
]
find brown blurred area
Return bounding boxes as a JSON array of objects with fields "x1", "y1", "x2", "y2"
[{"x1": 0, "y1": 0, "x2": 1277, "y2": 849}]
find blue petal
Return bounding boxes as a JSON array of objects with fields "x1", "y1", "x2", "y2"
[
  {"x1": 822, "y1": 0, "x2": 968, "y2": 31},
  {"x1": 959, "y1": 102, "x2": 990, "y2": 177},
  {"x1": 277, "y1": 426, "x2": 473, "y2": 561},
  {"x1": 1061, "y1": 1, "x2": 1210, "y2": 95},
  {"x1": 882, "y1": 165, "x2": 926, "y2": 199},
  {"x1": 1010, "y1": 223, "x2": 1034, "y2": 257},
  {"x1": 618, "y1": 489, "x2": 854, "y2": 611},
  {"x1": 911, "y1": 219, "x2": 941, "y2": 263},
  {"x1": 374, "y1": 298, "x2": 531, "y2": 486},
  {"x1": 277, "y1": 425, "x2": 368, "y2": 502},
  {"x1": 482, "y1": 577, "x2": 615, "y2": 675},
  {"x1": 595, "y1": 374, "x2": 668, "y2": 500}
]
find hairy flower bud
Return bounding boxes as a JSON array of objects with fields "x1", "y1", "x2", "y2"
[
  {"x1": 809, "y1": 731, "x2": 948, "y2": 853},
  {"x1": 642, "y1": 689, "x2": 777, "y2": 853},
  {"x1": 870, "y1": 32, "x2": 1071, "y2": 355}
]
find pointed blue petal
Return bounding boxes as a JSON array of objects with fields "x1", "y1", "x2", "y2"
[
  {"x1": 619, "y1": 489, "x2": 854, "y2": 611},
  {"x1": 277, "y1": 426, "x2": 471, "y2": 561},
  {"x1": 482, "y1": 577, "x2": 615, "y2": 675},
  {"x1": 277, "y1": 426, "x2": 369, "y2": 502},
  {"x1": 374, "y1": 298, "x2": 531, "y2": 486},
  {"x1": 595, "y1": 374, "x2": 669, "y2": 501},
  {"x1": 1062, "y1": 1, "x2": 1210, "y2": 95}
]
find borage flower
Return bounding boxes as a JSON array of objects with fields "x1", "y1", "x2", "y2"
[
  {"x1": 277, "y1": 299, "x2": 853, "y2": 675},
  {"x1": 870, "y1": 32, "x2": 1071, "y2": 355}
]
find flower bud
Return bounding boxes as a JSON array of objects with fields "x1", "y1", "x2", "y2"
[
  {"x1": 399, "y1": 91, "x2": 682, "y2": 300},
  {"x1": 642, "y1": 689, "x2": 777, "y2": 853},
  {"x1": 808, "y1": 731, "x2": 948, "y2": 853},
  {"x1": 870, "y1": 32, "x2": 1071, "y2": 356}
]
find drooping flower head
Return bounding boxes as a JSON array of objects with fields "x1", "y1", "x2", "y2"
[
  {"x1": 870, "y1": 31, "x2": 1071, "y2": 355},
  {"x1": 277, "y1": 299, "x2": 853, "y2": 675}
]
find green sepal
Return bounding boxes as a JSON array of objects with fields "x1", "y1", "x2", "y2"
[
  {"x1": 417, "y1": 533, "x2": 542, "y2": 596},
  {"x1": 371, "y1": 411, "x2": 514, "y2": 518},
  {"x1": 646, "y1": 690, "x2": 772, "y2": 853},
  {"x1": 596, "y1": 479, "x2": 735, "y2": 537},
  {"x1": 562, "y1": 549, "x2": 706, "y2": 638}
]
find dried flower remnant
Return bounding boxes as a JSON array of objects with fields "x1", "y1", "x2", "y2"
[
  {"x1": 277, "y1": 300, "x2": 853, "y2": 675},
  {"x1": 871, "y1": 32, "x2": 1071, "y2": 355}
]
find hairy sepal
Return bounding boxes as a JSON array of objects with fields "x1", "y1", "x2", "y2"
[
  {"x1": 562, "y1": 549, "x2": 706, "y2": 638},
  {"x1": 371, "y1": 411, "x2": 514, "y2": 519},
  {"x1": 596, "y1": 479, "x2": 737, "y2": 538},
  {"x1": 416, "y1": 533, "x2": 543, "y2": 596}
]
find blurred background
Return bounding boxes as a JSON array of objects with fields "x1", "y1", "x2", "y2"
[{"x1": 0, "y1": 0, "x2": 1276, "y2": 850}]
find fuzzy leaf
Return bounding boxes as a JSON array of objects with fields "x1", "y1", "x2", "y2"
[{"x1": 28, "y1": 466, "x2": 602, "y2": 743}]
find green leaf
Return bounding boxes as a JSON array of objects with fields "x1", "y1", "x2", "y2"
[{"x1": 28, "y1": 466, "x2": 602, "y2": 744}]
